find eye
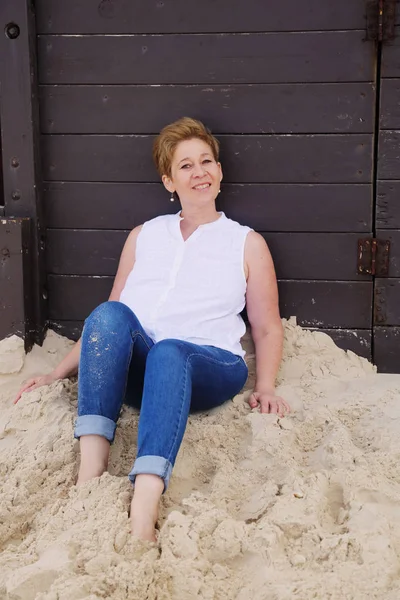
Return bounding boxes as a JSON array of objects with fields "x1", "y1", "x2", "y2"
[
  {"x1": 180, "y1": 163, "x2": 191, "y2": 169},
  {"x1": 203, "y1": 159, "x2": 212, "y2": 164}
]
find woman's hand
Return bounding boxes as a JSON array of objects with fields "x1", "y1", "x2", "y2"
[
  {"x1": 248, "y1": 390, "x2": 290, "y2": 417},
  {"x1": 14, "y1": 372, "x2": 59, "y2": 405}
]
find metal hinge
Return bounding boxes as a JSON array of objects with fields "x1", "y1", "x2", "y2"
[
  {"x1": 357, "y1": 238, "x2": 391, "y2": 276},
  {"x1": 366, "y1": 0, "x2": 397, "y2": 42}
]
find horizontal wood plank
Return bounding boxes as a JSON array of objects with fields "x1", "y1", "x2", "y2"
[
  {"x1": 375, "y1": 230, "x2": 400, "y2": 278},
  {"x1": 279, "y1": 281, "x2": 372, "y2": 329},
  {"x1": 382, "y1": 27, "x2": 400, "y2": 78},
  {"x1": 48, "y1": 319, "x2": 372, "y2": 360},
  {"x1": 39, "y1": 83, "x2": 374, "y2": 135},
  {"x1": 374, "y1": 327, "x2": 400, "y2": 373},
  {"x1": 38, "y1": 32, "x2": 374, "y2": 85},
  {"x1": 375, "y1": 279, "x2": 400, "y2": 326},
  {"x1": 36, "y1": 0, "x2": 367, "y2": 34},
  {"x1": 380, "y1": 79, "x2": 400, "y2": 130},
  {"x1": 43, "y1": 182, "x2": 372, "y2": 232},
  {"x1": 264, "y1": 233, "x2": 367, "y2": 281},
  {"x1": 48, "y1": 276, "x2": 114, "y2": 321},
  {"x1": 41, "y1": 134, "x2": 372, "y2": 184},
  {"x1": 46, "y1": 229, "x2": 128, "y2": 276},
  {"x1": 46, "y1": 229, "x2": 369, "y2": 281},
  {"x1": 309, "y1": 328, "x2": 371, "y2": 359},
  {"x1": 48, "y1": 275, "x2": 373, "y2": 328},
  {"x1": 377, "y1": 181, "x2": 400, "y2": 228},
  {"x1": 377, "y1": 131, "x2": 400, "y2": 180}
]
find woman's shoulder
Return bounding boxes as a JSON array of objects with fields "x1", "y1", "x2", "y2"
[
  {"x1": 223, "y1": 214, "x2": 253, "y2": 235},
  {"x1": 141, "y1": 213, "x2": 176, "y2": 230}
]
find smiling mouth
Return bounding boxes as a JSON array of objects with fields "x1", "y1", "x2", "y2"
[{"x1": 193, "y1": 183, "x2": 211, "y2": 190}]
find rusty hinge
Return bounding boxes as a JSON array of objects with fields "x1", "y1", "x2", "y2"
[
  {"x1": 357, "y1": 238, "x2": 391, "y2": 276},
  {"x1": 366, "y1": 0, "x2": 397, "y2": 42}
]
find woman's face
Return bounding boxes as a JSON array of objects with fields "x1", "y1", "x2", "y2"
[{"x1": 162, "y1": 138, "x2": 222, "y2": 208}]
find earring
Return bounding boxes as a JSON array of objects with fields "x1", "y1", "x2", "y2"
[{"x1": 170, "y1": 192, "x2": 175, "y2": 202}]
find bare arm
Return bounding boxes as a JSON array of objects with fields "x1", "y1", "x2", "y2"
[
  {"x1": 14, "y1": 226, "x2": 142, "y2": 403},
  {"x1": 244, "y1": 231, "x2": 289, "y2": 415},
  {"x1": 108, "y1": 225, "x2": 142, "y2": 302}
]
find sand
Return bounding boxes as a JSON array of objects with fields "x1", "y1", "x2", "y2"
[{"x1": 0, "y1": 318, "x2": 400, "y2": 600}]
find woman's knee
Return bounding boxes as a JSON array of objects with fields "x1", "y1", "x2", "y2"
[
  {"x1": 147, "y1": 339, "x2": 188, "y2": 366},
  {"x1": 84, "y1": 301, "x2": 136, "y2": 335}
]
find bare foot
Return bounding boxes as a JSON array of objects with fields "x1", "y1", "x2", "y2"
[
  {"x1": 76, "y1": 462, "x2": 108, "y2": 485},
  {"x1": 76, "y1": 435, "x2": 110, "y2": 485},
  {"x1": 130, "y1": 505, "x2": 158, "y2": 542},
  {"x1": 130, "y1": 474, "x2": 164, "y2": 542}
]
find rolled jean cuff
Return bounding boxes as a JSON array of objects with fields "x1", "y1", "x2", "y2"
[
  {"x1": 74, "y1": 414, "x2": 116, "y2": 443},
  {"x1": 128, "y1": 455, "x2": 173, "y2": 493}
]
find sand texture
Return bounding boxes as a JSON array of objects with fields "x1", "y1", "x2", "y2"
[{"x1": 1, "y1": 319, "x2": 400, "y2": 600}]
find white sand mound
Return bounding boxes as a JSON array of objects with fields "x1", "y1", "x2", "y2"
[
  {"x1": 0, "y1": 336, "x2": 25, "y2": 375},
  {"x1": 1, "y1": 320, "x2": 400, "y2": 599}
]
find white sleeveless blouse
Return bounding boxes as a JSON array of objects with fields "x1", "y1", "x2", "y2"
[{"x1": 119, "y1": 212, "x2": 252, "y2": 357}]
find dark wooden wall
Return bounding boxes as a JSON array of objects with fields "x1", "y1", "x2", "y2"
[
  {"x1": 375, "y1": 23, "x2": 400, "y2": 371},
  {"x1": 0, "y1": 117, "x2": 4, "y2": 217},
  {"x1": 36, "y1": 0, "x2": 376, "y2": 358}
]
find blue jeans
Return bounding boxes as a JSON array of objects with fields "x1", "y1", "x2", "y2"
[{"x1": 74, "y1": 302, "x2": 248, "y2": 490}]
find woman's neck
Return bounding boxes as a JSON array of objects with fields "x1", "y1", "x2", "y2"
[{"x1": 179, "y1": 205, "x2": 220, "y2": 228}]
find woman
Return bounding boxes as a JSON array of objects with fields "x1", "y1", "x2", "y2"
[{"x1": 15, "y1": 117, "x2": 289, "y2": 542}]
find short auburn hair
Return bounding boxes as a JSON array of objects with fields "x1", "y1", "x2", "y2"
[{"x1": 153, "y1": 117, "x2": 220, "y2": 178}]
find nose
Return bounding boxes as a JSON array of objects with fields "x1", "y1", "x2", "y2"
[{"x1": 192, "y1": 162, "x2": 206, "y2": 177}]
